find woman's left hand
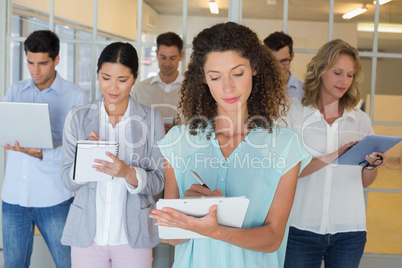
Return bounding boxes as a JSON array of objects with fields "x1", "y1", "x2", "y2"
[
  {"x1": 364, "y1": 152, "x2": 388, "y2": 169},
  {"x1": 150, "y1": 205, "x2": 221, "y2": 239},
  {"x1": 93, "y1": 151, "x2": 130, "y2": 178}
]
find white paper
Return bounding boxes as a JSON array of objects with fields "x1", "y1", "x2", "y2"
[
  {"x1": 156, "y1": 196, "x2": 250, "y2": 239},
  {"x1": 73, "y1": 140, "x2": 119, "y2": 182}
]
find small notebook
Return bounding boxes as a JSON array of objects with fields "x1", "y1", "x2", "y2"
[
  {"x1": 73, "y1": 140, "x2": 119, "y2": 182},
  {"x1": 156, "y1": 196, "x2": 250, "y2": 239}
]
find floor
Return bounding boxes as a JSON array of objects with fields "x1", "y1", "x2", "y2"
[{"x1": 0, "y1": 242, "x2": 401, "y2": 268}]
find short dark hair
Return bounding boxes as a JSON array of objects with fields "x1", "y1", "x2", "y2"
[
  {"x1": 263, "y1": 31, "x2": 294, "y2": 55},
  {"x1": 156, "y1": 32, "x2": 183, "y2": 53},
  {"x1": 97, "y1": 42, "x2": 139, "y2": 79},
  {"x1": 24, "y1": 30, "x2": 60, "y2": 60}
]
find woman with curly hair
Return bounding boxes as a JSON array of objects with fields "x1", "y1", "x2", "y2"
[
  {"x1": 149, "y1": 22, "x2": 311, "y2": 268},
  {"x1": 283, "y1": 39, "x2": 388, "y2": 268}
]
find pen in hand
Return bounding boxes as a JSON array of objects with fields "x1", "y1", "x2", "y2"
[{"x1": 189, "y1": 170, "x2": 211, "y2": 190}]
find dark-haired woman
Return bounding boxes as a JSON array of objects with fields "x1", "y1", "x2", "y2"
[
  {"x1": 149, "y1": 22, "x2": 311, "y2": 268},
  {"x1": 60, "y1": 42, "x2": 165, "y2": 267}
]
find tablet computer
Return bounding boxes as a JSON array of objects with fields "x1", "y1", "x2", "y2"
[
  {"x1": 0, "y1": 102, "x2": 55, "y2": 149},
  {"x1": 334, "y1": 134, "x2": 402, "y2": 166}
]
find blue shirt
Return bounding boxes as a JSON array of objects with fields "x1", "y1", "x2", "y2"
[
  {"x1": 287, "y1": 71, "x2": 304, "y2": 101},
  {"x1": 158, "y1": 125, "x2": 311, "y2": 268},
  {"x1": 2, "y1": 72, "x2": 87, "y2": 207}
]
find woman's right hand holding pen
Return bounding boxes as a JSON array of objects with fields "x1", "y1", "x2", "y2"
[
  {"x1": 186, "y1": 170, "x2": 222, "y2": 197},
  {"x1": 184, "y1": 184, "x2": 222, "y2": 197},
  {"x1": 87, "y1": 130, "x2": 100, "y2": 141}
]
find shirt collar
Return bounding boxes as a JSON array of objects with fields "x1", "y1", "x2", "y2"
[
  {"x1": 342, "y1": 107, "x2": 357, "y2": 121},
  {"x1": 302, "y1": 104, "x2": 357, "y2": 122},
  {"x1": 150, "y1": 72, "x2": 184, "y2": 85},
  {"x1": 25, "y1": 71, "x2": 62, "y2": 96}
]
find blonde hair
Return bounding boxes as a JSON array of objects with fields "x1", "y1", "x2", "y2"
[{"x1": 302, "y1": 39, "x2": 363, "y2": 111}]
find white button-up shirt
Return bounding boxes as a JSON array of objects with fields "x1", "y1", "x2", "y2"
[
  {"x1": 94, "y1": 99, "x2": 147, "y2": 246},
  {"x1": 285, "y1": 100, "x2": 374, "y2": 234},
  {"x1": 150, "y1": 73, "x2": 184, "y2": 93}
]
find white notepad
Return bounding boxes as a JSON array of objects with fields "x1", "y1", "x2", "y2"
[
  {"x1": 156, "y1": 196, "x2": 250, "y2": 239},
  {"x1": 73, "y1": 140, "x2": 119, "y2": 182}
]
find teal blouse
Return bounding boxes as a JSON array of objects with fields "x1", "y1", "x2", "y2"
[{"x1": 158, "y1": 125, "x2": 311, "y2": 268}]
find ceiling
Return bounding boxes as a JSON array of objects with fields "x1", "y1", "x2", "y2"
[
  {"x1": 144, "y1": 0, "x2": 402, "y2": 53},
  {"x1": 144, "y1": 0, "x2": 402, "y2": 23}
]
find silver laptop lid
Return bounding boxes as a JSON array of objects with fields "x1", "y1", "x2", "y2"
[{"x1": 0, "y1": 102, "x2": 54, "y2": 149}]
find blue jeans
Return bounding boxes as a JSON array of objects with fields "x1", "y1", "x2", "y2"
[
  {"x1": 2, "y1": 198, "x2": 73, "y2": 268},
  {"x1": 284, "y1": 227, "x2": 366, "y2": 268}
]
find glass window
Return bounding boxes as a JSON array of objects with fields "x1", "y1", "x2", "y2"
[
  {"x1": 139, "y1": 45, "x2": 158, "y2": 82},
  {"x1": 10, "y1": 15, "x2": 22, "y2": 83},
  {"x1": 55, "y1": 24, "x2": 75, "y2": 39},
  {"x1": 338, "y1": 1, "x2": 374, "y2": 53},
  {"x1": 77, "y1": 43, "x2": 92, "y2": 101},
  {"x1": 28, "y1": 17, "x2": 48, "y2": 33},
  {"x1": 186, "y1": 0, "x2": 225, "y2": 42},
  {"x1": 12, "y1": 0, "x2": 49, "y2": 37},
  {"x1": 11, "y1": 14, "x2": 22, "y2": 38},
  {"x1": 363, "y1": 58, "x2": 402, "y2": 122},
  {"x1": 9, "y1": 41, "x2": 22, "y2": 84},
  {"x1": 242, "y1": 0, "x2": 283, "y2": 42},
  {"x1": 287, "y1": 0, "x2": 329, "y2": 50},
  {"x1": 378, "y1": 1, "x2": 402, "y2": 54},
  {"x1": 360, "y1": 57, "x2": 373, "y2": 112},
  {"x1": 55, "y1": 24, "x2": 75, "y2": 83},
  {"x1": 289, "y1": 52, "x2": 314, "y2": 86}
]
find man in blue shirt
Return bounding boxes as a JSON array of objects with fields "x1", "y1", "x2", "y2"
[
  {"x1": 2, "y1": 30, "x2": 86, "y2": 267},
  {"x1": 264, "y1": 31, "x2": 304, "y2": 101}
]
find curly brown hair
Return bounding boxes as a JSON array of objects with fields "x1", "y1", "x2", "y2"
[
  {"x1": 302, "y1": 39, "x2": 363, "y2": 111},
  {"x1": 178, "y1": 22, "x2": 287, "y2": 137}
]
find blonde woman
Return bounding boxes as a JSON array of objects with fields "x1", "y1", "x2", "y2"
[{"x1": 284, "y1": 39, "x2": 387, "y2": 268}]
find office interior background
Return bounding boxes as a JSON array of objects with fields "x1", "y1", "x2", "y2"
[{"x1": 0, "y1": 0, "x2": 401, "y2": 267}]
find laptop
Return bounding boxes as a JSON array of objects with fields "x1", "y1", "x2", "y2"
[{"x1": 0, "y1": 102, "x2": 56, "y2": 149}]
